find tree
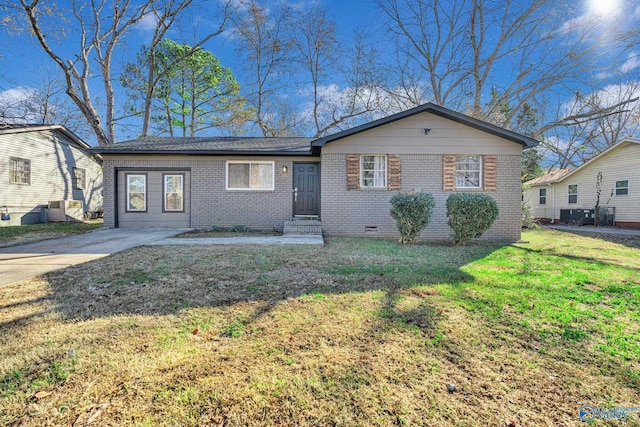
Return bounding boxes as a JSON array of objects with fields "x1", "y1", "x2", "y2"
[
  {"x1": 375, "y1": 0, "x2": 623, "y2": 128},
  {"x1": 122, "y1": 39, "x2": 252, "y2": 137},
  {"x1": 231, "y1": 0, "x2": 297, "y2": 137},
  {"x1": 15, "y1": 0, "x2": 234, "y2": 145}
]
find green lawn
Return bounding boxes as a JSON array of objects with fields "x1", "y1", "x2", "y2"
[
  {"x1": 0, "y1": 221, "x2": 103, "y2": 248},
  {"x1": 0, "y1": 229, "x2": 638, "y2": 426}
]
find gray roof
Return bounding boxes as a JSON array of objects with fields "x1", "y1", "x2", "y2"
[
  {"x1": 0, "y1": 124, "x2": 91, "y2": 150},
  {"x1": 312, "y1": 103, "x2": 539, "y2": 148},
  {"x1": 91, "y1": 136, "x2": 315, "y2": 155},
  {"x1": 91, "y1": 103, "x2": 539, "y2": 155}
]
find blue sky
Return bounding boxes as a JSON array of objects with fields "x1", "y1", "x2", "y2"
[{"x1": 0, "y1": 0, "x2": 639, "y2": 147}]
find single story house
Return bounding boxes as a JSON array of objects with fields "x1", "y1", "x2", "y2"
[
  {"x1": 92, "y1": 103, "x2": 538, "y2": 241},
  {"x1": 0, "y1": 124, "x2": 103, "y2": 226},
  {"x1": 524, "y1": 138, "x2": 640, "y2": 227}
]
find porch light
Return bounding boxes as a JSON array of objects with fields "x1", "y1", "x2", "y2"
[
  {"x1": 282, "y1": 165, "x2": 288, "y2": 173},
  {"x1": 422, "y1": 128, "x2": 431, "y2": 135}
]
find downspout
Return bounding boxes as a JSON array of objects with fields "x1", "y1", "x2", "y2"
[{"x1": 548, "y1": 183, "x2": 555, "y2": 224}]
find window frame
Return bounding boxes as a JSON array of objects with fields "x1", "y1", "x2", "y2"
[
  {"x1": 615, "y1": 179, "x2": 629, "y2": 196},
  {"x1": 539, "y1": 188, "x2": 547, "y2": 205},
  {"x1": 455, "y1": 155, "x2": 483, "y2": 189},
  {"x1": 225, "y1": 161, "x2": 275, "y2": 191},
  {"x1": 163, "y1": 173, "x2": 185, "y2": 212},
  {"x1": 10, "y1": 157, "x2": 31, "y2": 185},
  {"x1": 73, "y1": 167, "x2": 86, "y2": 190},
  {"x1": 126, "y1": 173, "x2": 147, "y2": 213},
  {"x1": 360, "y1": 154, "x2": 388, "y2": 189},
  {"x1": 568, "y1": 184, "x2": 578, "y2": 204}
]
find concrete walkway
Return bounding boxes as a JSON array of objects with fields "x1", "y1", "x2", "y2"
[
  {"x1": 0, "y1": 228, "x2": 189, "y2": 287},
  {"x1": 547, "y1": 225, "x2": 640, "y2": 237},
  {"x1": 150, "y1": 234, "x2": 325, "y2": 246},
  {"x1": 0, "y1": 228, "x2": 324, "y2": 287}
]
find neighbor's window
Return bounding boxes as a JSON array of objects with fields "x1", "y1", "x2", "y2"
[
  {"x1": 360, "y1": 155, "x2": 387, "y2": 188},
  {"x1": 10, "y1": 157, "x2": 30, "y2": 185},
  {"x1": 126, "y1": 174, "x2": 147, "y2": 212},
  {"x1": 164, "y1": 174, "x2": 184, "y2": 211},
  {"x1": 73, "y1": 167, "x2": 86, "y2": 190},
  {"x1": 227, "y1": 161, "x2": 274, "y2": 190},
  {"x1": 539, "y1": 188, "x2": 547, "y2": 205},
  {"x1": 455, "y1": 155, "x2": 482, "y2": 189},
  {"x1": 615, "y1": 179, "x2": 629, "y2": 196},
  {"x1": 568, "y1": 184, "x2": 578, "y2": 204}
]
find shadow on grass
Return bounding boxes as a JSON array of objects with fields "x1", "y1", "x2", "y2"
[
  {"x1": 32, "y1": 237, "x2": 500, "y2": 324},
  {"x1": 549, "y1": 227, "x2": 640, "y2": 250}
]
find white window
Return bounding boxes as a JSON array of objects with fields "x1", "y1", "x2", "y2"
[
  {"x1": 615, "y1": 179, "x2": 629, "y2": 196},
  {"x1": 126, "y1": 174, "x2": 147, "y2": 212},
  {"x1": 73, "y1": 167, "x2": 86, "y2": 190},
  {"x1": 455, "y1": 155, "x2": 482, "y2": 189},
  {"x1": 10, "y1": 157, "x2": 30, "y2": 185},
  {"x1": 226, "y1": 161, "x2": 274, "y2": 190},
  {"x1": 568, "y1": 184, "x2": 578, "y2": 204},
  {"x1": 164, "y1": 174, "x2": 184, "y2": 211},
  {"x1": 360, "y1": 155, "x2": 387, "y2": 188},
  {"x1": 539, "y1": 188, "x2": 546, "y2": 205}
]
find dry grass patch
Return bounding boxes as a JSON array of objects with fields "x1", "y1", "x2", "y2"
[
  {"x1": 1, "y1": 232, "x2": 639, "y2": 426},
  {"x1": 0, "y1": 221, "x2": 103, "y2": 248}
]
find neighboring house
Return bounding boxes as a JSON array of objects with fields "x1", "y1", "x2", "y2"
[
  {"x1": 0, "y1": 124, "x2": 103, "y2": 226},
  {"x1": 92, "y1": 103, "x2": 538, "y2": 241},
  {"x1": 524, "y1": 138, "x2": 640, "y2": 227}
]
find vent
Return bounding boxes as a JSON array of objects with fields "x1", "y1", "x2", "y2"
[
  {"x1": 49, "y1": 201, "x2": 61, "y2": 209},
  {"x1": 68, "y1": 200, "x2": 83, "y2": 209},
  {"x1": 364, "y1": 226, "x2": 378, "y2": 233}
]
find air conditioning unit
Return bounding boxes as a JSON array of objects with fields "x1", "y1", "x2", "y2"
[{"x1": 48, "y1": 200, "x2": 84, "y2": 222}]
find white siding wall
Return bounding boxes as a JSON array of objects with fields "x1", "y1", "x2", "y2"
[
  {"x1": 0, "y1": 129, "x2": 103, "y2": 225},
  {"x1": 552, "y1": 143, "x2": 640, "y2": 224},
  {"x1": 524, "y1": 142, "x2": 640, "y2": 224}
]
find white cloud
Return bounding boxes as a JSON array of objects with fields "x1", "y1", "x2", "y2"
[
  {"x1": 135, "y1": 13, "x2": 158, "y2": 32},
  {"x1": 619, "y1": 52, "x2": 640, "y2": 74}
]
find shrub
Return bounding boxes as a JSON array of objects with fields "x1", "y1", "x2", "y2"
[
  {"x1": 446, "y1": 193, "x2": 499, "y2": 245},
  {"x1": 521, "y1": 201, "x2": 540, "y2": 230},
  {"x1": 390, "y1": 192, "x2": 435, "y2": 244}
]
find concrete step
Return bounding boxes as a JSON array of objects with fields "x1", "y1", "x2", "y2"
[{"x1": 283, "y1": 220, "x2": 323, "y2": 235}]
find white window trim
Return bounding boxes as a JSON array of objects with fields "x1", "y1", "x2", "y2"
[
  {"x1": 164, "y1": 174, "x2": 184, "y2": 212},
  {"x1": 10, "y1": 157, "x2": 31, "y2": 185},
  {"x1": 73, "y1": 167, "x2": 86, "y2": 190},
  {"x1": 568, "y1": 184, "x2": 578, "y2": 204},
  {"x1": 126, "y1": 174, "x2": 147, "y2": 212},
  {"x1": 225, "y1": 161, "x2": 275, "y2": 191},
  {"x1": 455, "y1": 155, "x2": 483, "y2": 189},
  {"x1": 615, "y1": 179, "x2": 629, "y2": 196},
  {"x1": 539, "y1": 188, "x2": 547, "y2": 205},
  {"x1": 360, "y1": 154, "x2": 388, "y2": 189}
]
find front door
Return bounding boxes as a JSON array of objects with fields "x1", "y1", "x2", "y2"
[{"x1": 293, "y1": 162, "x2": 320, "y2": 216}]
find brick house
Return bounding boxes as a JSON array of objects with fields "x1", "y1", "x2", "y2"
[{"x1": 92, "y1": 103, "x2": 538, "y2": 241}]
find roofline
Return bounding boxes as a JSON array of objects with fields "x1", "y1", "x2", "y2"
[
  {"x1": 89, "y1": 148, "x2": 316, "y2": 156},
  {"x1": 527, "y1": 138, "x2": 640, "y2": 186},
  {"x1": 0, "y1": 124, "x2": 93, "y2": 150},
  {"x1": 311, "y1": 103, "x2": 540, "y2": 148}
]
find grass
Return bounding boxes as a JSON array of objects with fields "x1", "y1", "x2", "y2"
[
  {"x1": 0, "y1": 229, "x2": 639, "y2": 425},
  {"x1": 0, "y1": 221, "x2": 103, "y2": 248}
]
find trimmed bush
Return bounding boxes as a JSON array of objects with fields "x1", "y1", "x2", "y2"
[
  {"x1": 390, "y1": 192, "x2": 435, "y2": 244},
  {"x1": 446, "y1": 193, "x2": 499, "y2": 245}
]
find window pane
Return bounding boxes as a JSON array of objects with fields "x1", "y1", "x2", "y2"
[
  {"x1": 165, "y1": 175, "x2": 183, "y2": 211},
  {"x1": 361, "y1": 155, "x2": 386, "y2": 188},
  {"x1": 455, "y1": 156, "x2": 481, "y2": 188},
  {"x1": 228, "y1": 164, "x2": 250, "y2": 188},
  {"x1": 251, "y1": 164, "x2": 273, "y2": 189},
  {"x1": 10, "y1": 157, "x2": 30, "y2": 185},
  {"x1": 127, "y1": 175, "x2": 146, "y2": 211},
  {"x1": 568, "y1": 185, "x2": 577, "y2": 195}
]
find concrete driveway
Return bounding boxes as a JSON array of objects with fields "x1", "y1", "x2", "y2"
[{"x1": 0, "y1": 228, "x2": 189, "y2": 287}]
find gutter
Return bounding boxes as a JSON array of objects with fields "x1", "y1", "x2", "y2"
[{"x1": 547, "y1": 183, "x2": 555, "y2": 223}]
